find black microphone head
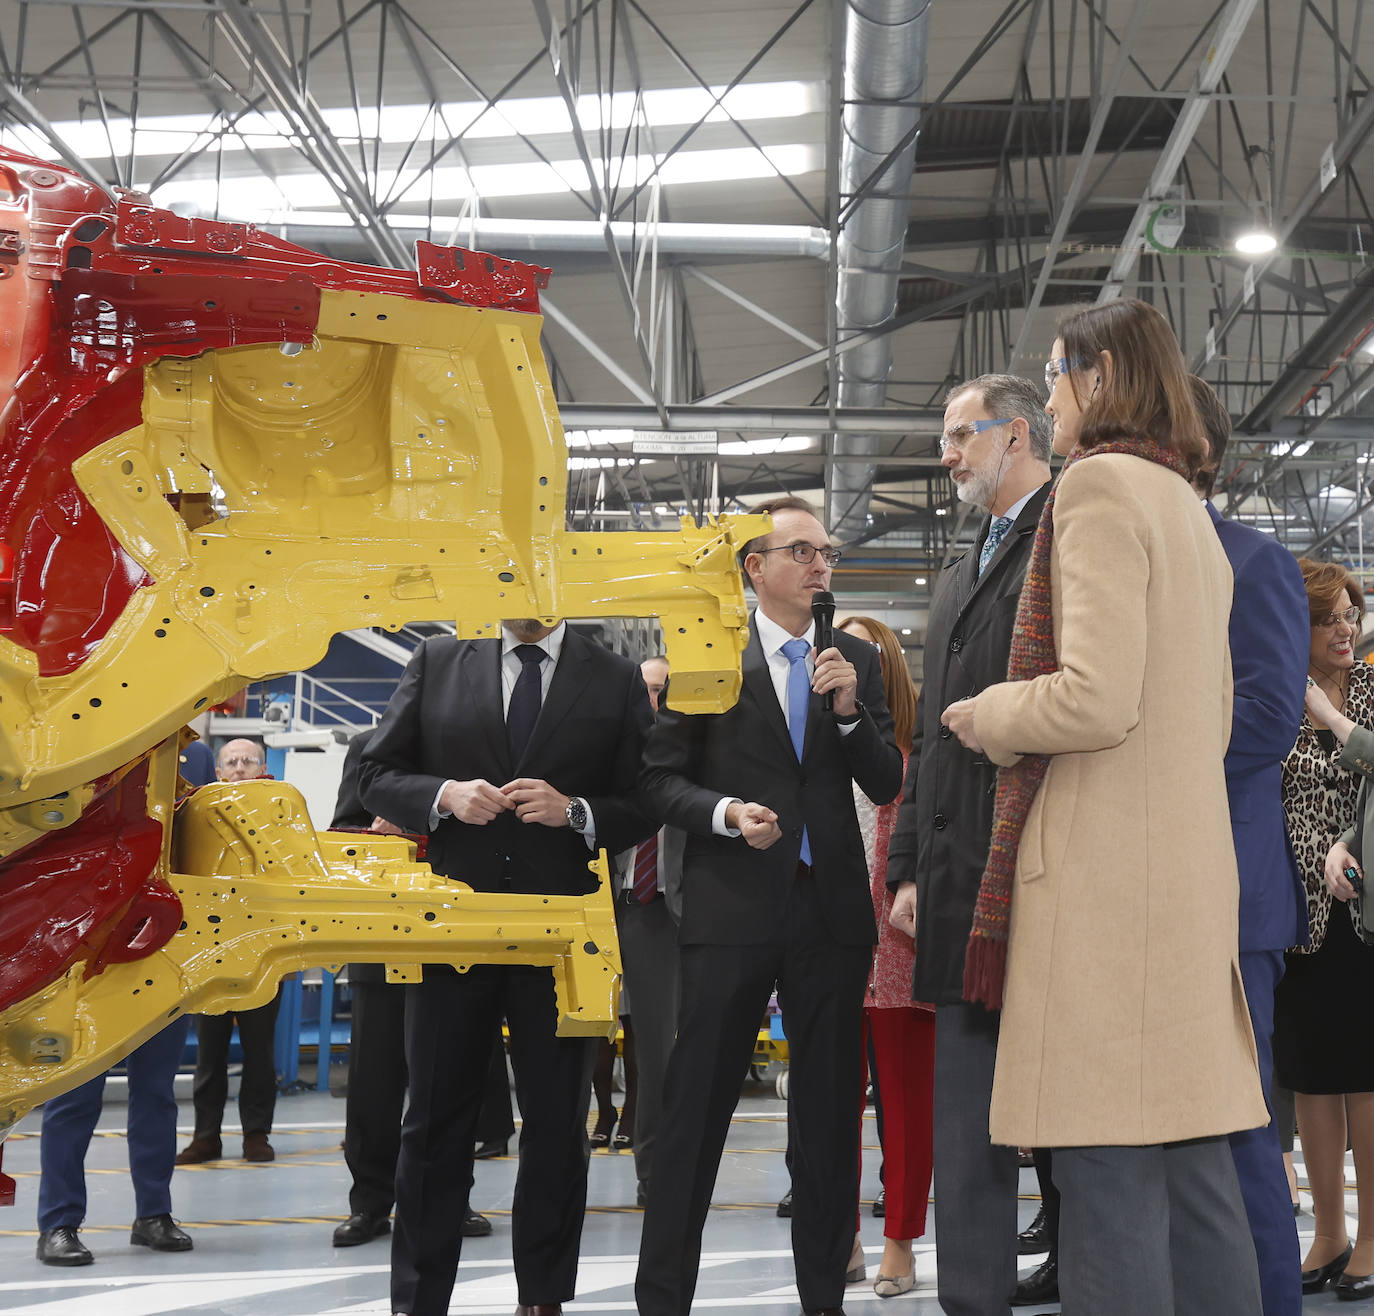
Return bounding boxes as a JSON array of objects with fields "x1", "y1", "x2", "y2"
[{"x1": 810, "y1": 590, "x2": 835, "y2": 622}]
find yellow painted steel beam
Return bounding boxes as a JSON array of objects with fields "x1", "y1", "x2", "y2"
[
  {"x1": 0, "y1": 750, "x2": 621, "y2": 1131},
  {"x1": 0, "y1": 288, "x2": 765, "y2": 812}
]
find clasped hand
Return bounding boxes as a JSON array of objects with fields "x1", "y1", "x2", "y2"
[{"x1": 440, "y1": 777, "x2": 571, "y2": 827}]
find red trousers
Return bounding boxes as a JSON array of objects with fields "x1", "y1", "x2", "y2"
[{"x1": 860, "y1": 1006, "x2": 935, "y2": 1241}]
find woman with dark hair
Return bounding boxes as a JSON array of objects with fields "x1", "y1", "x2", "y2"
[
  {"x1": 1278, "y1": 560, "x2": 1374, "y2": 1298},
  {"x1": 837, "y1": 614, "x2": 932, "y2": 1297},
  {"x1": 939, "y1": 297, "x2": 1266, "y2": 1314}
]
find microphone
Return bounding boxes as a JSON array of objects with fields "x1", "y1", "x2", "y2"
[{"x1": 811, "y1": 590, "x2": 835, "y2": 712}]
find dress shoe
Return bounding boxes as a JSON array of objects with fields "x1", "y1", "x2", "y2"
[
  {"x1": 636, "y1": 1181, "x2": 649, "y2": 1208},
  {"x1": 1011, "y1": 1256, "x2": 1059, "y2": 1306},
  {"x1": 872, "y1": 1187, "x2": 885, "y2": 1218},
  {"x1": 513, "y1": 1305, "x2": 562, "y2": 1315},
  {"x1": 589, "y1": 1108, "x2": 616, "y2": 1149},
  {"x1": 473, "y1": 1139, "x2": 508, "y2": 1160},
  {"x1": 873, "y1": 1269, "x2": 916, "y2": 1298},
  {"x1": 175, "y1": 1136, "x2": 222, "y2": 1165},
  {"x1": 845, "y1": 1237, "x2": 866, "y2": 1284},
  {"x1": 36, "y1": 1226, "x2": 93, "y2": 1266},
  {"x1": 1335, "y1": 1270, "x2": 1374, "y2": 1301},
  {"x1": 802, "y1": 1308, "x2": 846, "y2": 1315},
  {"x1": 612, "y1": 1128, "x2": 633, "y2": 1152},
  {"x1": 1305, "y1": 1242, "x2": 1356, "y2": 1294},
  {"x1": 242, "y1": 1133, "x2": 275, "y2": 1162},
  {"x1": 131, "y1": 1214, "x2": 193, "y2": 1251},
  {"x1": 1017, "y1": 1203, "x2": 1050, "y2": 1254},
  {"x1": 777, "y1": 1187, "x2": 793, "y2": 1217},
  {"x1": 463, "y1": 1209, "x2": 493, "y2": 1238},
  {"x1": 333, "y1": 1212, "x2": 390, "y2": 1247}
]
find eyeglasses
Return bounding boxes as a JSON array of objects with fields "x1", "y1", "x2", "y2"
[
  {"x1": 220, "y1": 755, "x2": 264, "y2": 769},
  {"x1": 754, "y1": 541, "x2": 843, "y2": 566},
  {"x1": 938, "y1": 418, "x2": 1012, "y2": 454},
  {"x1": 1044, "y1": 355, "x2": 1086, "y2": 395},
  {"x1": 1315, "y1": 606, "x2": 1362, "y2": 629}
]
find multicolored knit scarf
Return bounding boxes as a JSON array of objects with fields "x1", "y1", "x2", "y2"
[{"x1": 962, "y1": 435, "x2": 1192, "y2": 1010}]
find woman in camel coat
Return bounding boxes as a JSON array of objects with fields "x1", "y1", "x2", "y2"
[{"x1": 942, "y1": 298, "x2": 1267, "y2": 1316}]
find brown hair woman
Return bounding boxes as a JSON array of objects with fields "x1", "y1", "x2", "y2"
[
  {"x1": 939, "y1": 298, "x2": 1266, "y2": 1314},
  {"x1": 1277, "y1": 559, "x2": 1374, "y2": 1296}
]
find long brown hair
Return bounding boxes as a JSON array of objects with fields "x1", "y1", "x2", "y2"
[
  {"x1": 1056, "y1": 298, "x2": 1208, "y2": 478},
  {"x1": 839, "y1": 615, "x2": 917, "y2": 753}
]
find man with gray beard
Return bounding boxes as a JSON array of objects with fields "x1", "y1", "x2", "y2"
[{"x1": 886, "y1": 375, "x2": 1052, "y2": 1316}]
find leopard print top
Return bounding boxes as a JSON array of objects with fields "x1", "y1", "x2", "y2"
[{"x1": 1281, "y1": 660, "x2": 1374, "y2": 953}]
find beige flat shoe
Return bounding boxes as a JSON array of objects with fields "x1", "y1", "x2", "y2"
[
  {"x1": 845, "y1": 1237, "x2": 866, "y2": 1283},
  {"x1": 873, "y1": 1270, "x2": 916, "y2": 1298}
]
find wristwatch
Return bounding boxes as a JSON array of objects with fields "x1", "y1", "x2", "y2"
[{"x1": 565, "y1": 797, "x2": 588, "y2": 831}]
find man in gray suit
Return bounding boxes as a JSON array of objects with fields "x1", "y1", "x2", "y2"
[
  {"x1": 887, "y1": 375, "x2": 1052, "y2": 1316},
  {"x1": 616, "y1": 655, "x2": 683, "y2": 1207}
]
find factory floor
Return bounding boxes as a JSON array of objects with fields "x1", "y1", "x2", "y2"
[{"x1": 0, "y1": 1075, "x2": 1345, "y2": 1314}]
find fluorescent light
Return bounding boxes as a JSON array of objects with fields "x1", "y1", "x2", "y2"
[
  {"x1": 718, "y1": 435, "x2": 814, "y2": 455},
  {"x1": 151, "y1": 143, "x2": 821, "y2": 219},
  {"x1": 1290, "y1": 440, "x2": 1314, "y2": 457},
  {"x1": 914, "y1": 576, "x2": 927, "y2": 585},
  {"x1": 934, "y1": 507, "x2": 949, "y2": 517},
  {"x1": 901, "y1": 628, "x2": 912, "y2": 636},
  {"x1": 0, "y1": 81, "x2": 821, "y2": 164},
  {"x1": 567, "y1": 456, "x2": 635, "y2": 469},
  {"x1": 1234, "y1": 229, "x2": 1278, "y2": 255}
]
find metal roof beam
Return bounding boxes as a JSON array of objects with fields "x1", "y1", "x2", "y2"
[
  {"x1": 217, "y1": 0, "x2": 410, "y2": 269},
  {"x1": 1097, "y1": 0, "x2": 1258, "y2": 302}
]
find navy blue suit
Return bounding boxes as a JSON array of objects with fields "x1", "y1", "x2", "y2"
[
  {"x1": 38, "y1": 1017, "x2": 192, "y2": 1230},
  {"x1": 1210, "y1": 501, "x2": 1309, "y2": 1316}
]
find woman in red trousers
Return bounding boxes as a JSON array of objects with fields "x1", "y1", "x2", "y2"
[{"x1": 840, "y1": 615, "x2": 934, "y2": 1298}]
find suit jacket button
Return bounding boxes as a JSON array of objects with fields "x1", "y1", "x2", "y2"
[
  {"x1": 933, "y1": 812, "x2": 947, "y2": 830},
  {"x1": 949, "y1": 636, "x2": 963, "y2": 653},
  {"x1": 939, "y1": 725, "x2": 952, "y2": 739}
]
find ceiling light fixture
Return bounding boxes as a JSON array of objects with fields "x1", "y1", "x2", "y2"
[{"x1": 1234, "y1": 228, "x2": 1278, "y2": 256}]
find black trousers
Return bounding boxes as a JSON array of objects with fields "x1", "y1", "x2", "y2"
[
  {"x1": 390, "y1": 964, "x2": 594, "y2": 1316},
  {"x1": 345, "y1": 978, "x2": 514, "y2": 1218},
  {"x1": 636, "y1": 868, "x2": 870, "y2": 1316},
  {"x1": 343, "y1": 978, "x2": 407, "y2": 1217},
  {"x1": 190, "y1": 989, "x2": 281, "y2": 1140}
]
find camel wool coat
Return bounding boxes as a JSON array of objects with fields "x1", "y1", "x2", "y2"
[{"x1": 972, "y1": 453, "x2": 1268, "y2": 1148}]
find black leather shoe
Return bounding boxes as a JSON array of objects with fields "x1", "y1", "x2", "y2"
[
  {"x1": 37, "y1": 1227, "x2": 93, "y2": 1266},
  {"x1": 801, "y1": 1308, "x2": 846, "y2": 1315},
  {"x1": 1305, "y1": 1243, "x2": 1356, "y2": 1294},
  {"x1": 872, "y1": 1188, "x2": 885, "y2": 1218},
  {"x1": 462, "y1": 1209, "x2": 492, "y2": 1238},
  {"x1": 1017, "y1": 1204, "x2": 1050, "y2": 1254},
  {"x1": 1335, "y1": 1270, "x2": 1374, "y2": 1301},
  {"x1": 473, "y1": 1139, "x2": 508, "y2": 1160},
  {"x1": 777, "y1": 1188, "x2": 793, "y2": 1217},
  {"x1": 1011, "y1": 1256, "x2": 1059, "y2": 1306},
  {"x1": 131, "y1": 1214, "x2": 192, "y2": 1251},
  {"x1": 333, "y1": 1212, "x2": 390, "y2": 1247}
]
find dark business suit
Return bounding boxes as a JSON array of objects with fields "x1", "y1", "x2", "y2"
[
  {"x1": 616, "y1": 826, "x2": 684, "y2": 1200},
  {"x1": 636, "y1": 616, "x2": 901, "y2": 1316},
  {"x1": 359, "y1": 629, "x2": 654, "y2": 1316},
  {"x1": 886, "y1": 483, "x2": 1049, "y2": 1316},
  {"x1": 330, "y1": 730, "x2": 407, "y2": 1220},
  {"x1": 1210, "y1": 502, "x2": 1309, "y2": 1316}
]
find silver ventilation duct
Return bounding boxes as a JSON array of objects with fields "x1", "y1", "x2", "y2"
[{"x1": 828, "y1": 0, "x2": 930, "y2": 542}]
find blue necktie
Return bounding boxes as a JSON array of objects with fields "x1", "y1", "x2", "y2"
[
  {"x1": 507, "y1": 644, "x2": 545, "y2": 761},
  {"x1": 781, "y1": 638, "x2": 813, "y2": 865},
  {"x1": 978, "y1": 514, "x2": 1014, "y2": 576}
]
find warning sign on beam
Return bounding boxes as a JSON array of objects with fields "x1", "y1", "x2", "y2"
[{"x1": 631, "y1": 430, "x2": 719, "y2": 455}]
